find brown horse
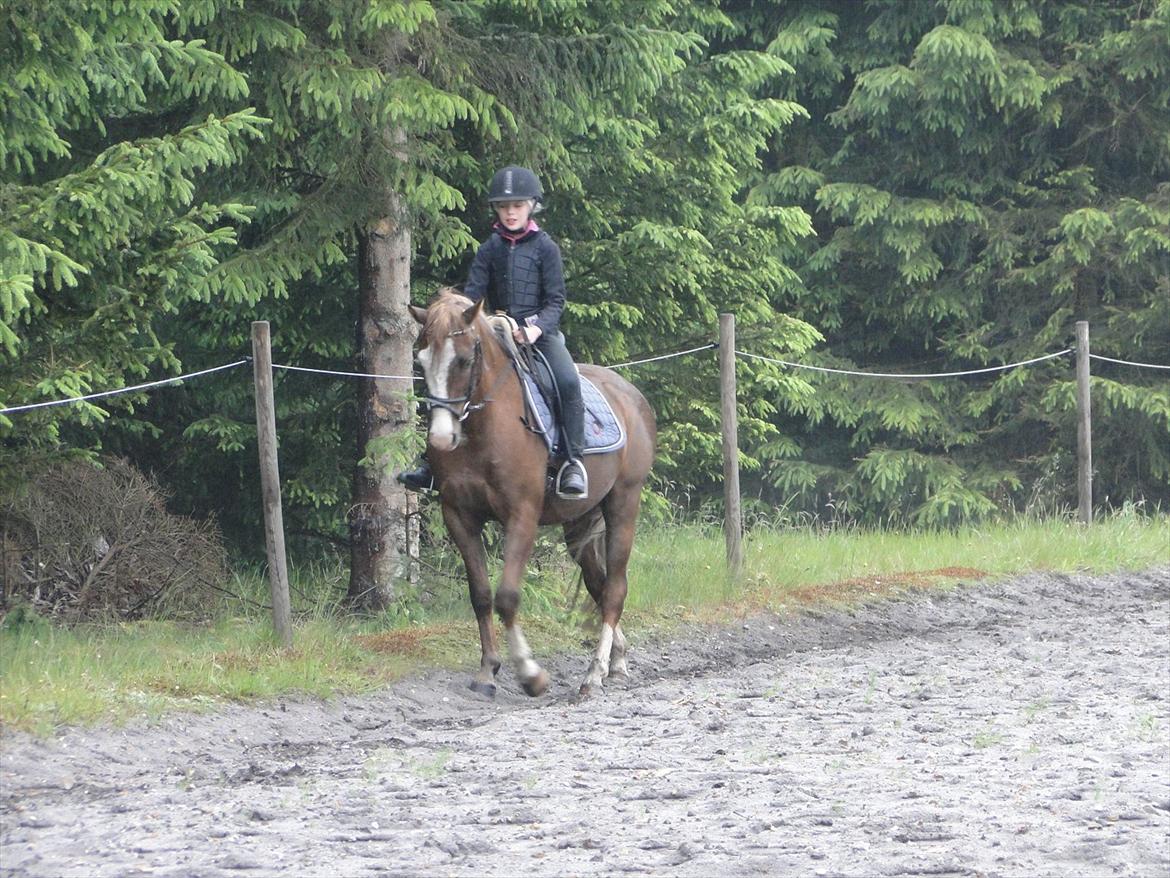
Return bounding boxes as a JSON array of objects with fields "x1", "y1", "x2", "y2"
[{"x1": 409, "y1": 289, "x2": 656, "y2": 697}]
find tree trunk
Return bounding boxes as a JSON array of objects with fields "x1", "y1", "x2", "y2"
[{"x1": 347, "y1": 192, "x2": 418, "y2": 610}]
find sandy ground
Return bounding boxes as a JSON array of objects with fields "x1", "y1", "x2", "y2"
[{"x1": 2, "y1": 568, "x2": 1168, "y2": 878}]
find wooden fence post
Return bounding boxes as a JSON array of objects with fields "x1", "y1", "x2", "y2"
[
  {"x1": 719, "y1": 313, "x2": 744, "y2": 576},
  {"x1": 251, "y1": 321, "x2": 294, "y2": 647},
  {"x1": 1075, "y1": 320, "x2": 1093, "y2": 525}
]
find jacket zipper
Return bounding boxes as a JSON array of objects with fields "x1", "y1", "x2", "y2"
[{"x1": 507, "y1": 240, "x2": 517, "y2": 312}]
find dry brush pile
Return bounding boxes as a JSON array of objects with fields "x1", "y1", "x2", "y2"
[{"x1": 1, "y1": 459, "x2": 226, "y2": 622}]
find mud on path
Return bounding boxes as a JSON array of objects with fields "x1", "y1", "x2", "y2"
[{"x1": 3, "y1": 569, "x2": 1168, "y2": 878}]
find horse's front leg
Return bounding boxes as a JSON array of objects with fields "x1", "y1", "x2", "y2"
[
  {"x1": 608, "y1": 624, "x2": 630, "y2": 683},
  {"x1": 443, "y1": 505, "x2": 499, "y2": 696},
  {"x1": 497, "y1": 508, "x2": 549, "y2": 697}
]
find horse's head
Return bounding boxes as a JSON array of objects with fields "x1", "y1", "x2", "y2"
[{"x1": 409, "y1": 289, "x2": 487, "y2": 452}]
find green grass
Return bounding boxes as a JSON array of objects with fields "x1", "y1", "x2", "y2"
[
  {"x1": 2, "y1": 514, "x2": 1167, "y2": 735},
  {"x1": 626, "y1": 511, "x2": 1169, "y2": 615},
  {"x1": 0, "y1": 616, "x2": 413, "y2": 734}
]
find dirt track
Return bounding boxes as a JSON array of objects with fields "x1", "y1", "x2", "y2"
[{"x1": 2, "y1": 568, "x2": 1168, "y2": 878}]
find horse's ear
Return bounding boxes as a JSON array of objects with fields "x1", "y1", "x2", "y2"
[
  {"x1": 408, "y1": 304, "x2": 428, "y2": 325},
  {"x1": 462, "y1": 299, "x2": 484, "y2": 325}
]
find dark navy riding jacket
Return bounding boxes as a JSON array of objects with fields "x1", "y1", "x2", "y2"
[{"x1": 463, "y1": 223, "x2": 567, "y2": 337}]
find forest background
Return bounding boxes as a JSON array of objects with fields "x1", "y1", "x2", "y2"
[{"x1": 2, "y1": 0, "x2": 1167, "y2": 606}]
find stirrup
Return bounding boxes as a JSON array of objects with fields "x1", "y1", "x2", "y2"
[{"x1": 555, "y1": 459, "x2": 588, "y2": 500}]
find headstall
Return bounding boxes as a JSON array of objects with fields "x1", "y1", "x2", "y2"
[{"x1": 422, "y1": 329, "x2": 486, "y2": 422}]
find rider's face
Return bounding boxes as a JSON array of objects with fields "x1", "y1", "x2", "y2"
[{"x1": 494, "y1": 199, "x2": 533, "y2": 232}]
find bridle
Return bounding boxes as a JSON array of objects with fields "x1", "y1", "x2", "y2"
[
  {"x1": 421, "y1": 326, "x2": 517, "y2": 423},
  {"x1": 422, "y1": 329, "x2": 485, "y2": 422}
]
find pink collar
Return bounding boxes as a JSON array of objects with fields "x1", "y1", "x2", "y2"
[{"x1": 495, "y1": 219, "x2": 540, "y2": 242}]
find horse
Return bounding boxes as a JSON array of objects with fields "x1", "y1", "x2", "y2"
[{"x1": 408, "y1": 289, "x2": 657, "y2": 697}]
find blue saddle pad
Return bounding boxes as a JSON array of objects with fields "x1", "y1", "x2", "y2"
[{"x1": 520, "y1": 371, "x2": 626, "y2": 456}]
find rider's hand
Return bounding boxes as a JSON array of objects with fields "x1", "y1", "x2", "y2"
[{"x1": 513, "y1": 325, "x2": 542, "y2": 345}]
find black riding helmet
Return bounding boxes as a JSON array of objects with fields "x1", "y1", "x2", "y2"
[{"x1": 488, "y1": 166, "x2": 543, "y2": 212}]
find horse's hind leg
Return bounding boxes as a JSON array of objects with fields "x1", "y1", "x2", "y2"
[
  {"x1": 565, "y1": 511, "x2": 628, "y2": 686},
  {"x1": 579, "y1": 486, "x2": 641, "y2": 696}
]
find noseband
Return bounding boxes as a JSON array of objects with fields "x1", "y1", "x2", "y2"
[{"x1": 423, "y1": 329, "x2": 486, "y2": 422}]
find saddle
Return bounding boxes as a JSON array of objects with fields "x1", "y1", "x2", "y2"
[{"x1": 485, "y1": 314, "x2": 625, "y2": 458}]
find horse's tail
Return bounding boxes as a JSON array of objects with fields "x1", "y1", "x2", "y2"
[
  {"x1": 564, "y1": 505, "x2": 607, "y2": 613},
  {"x1": 565, "y1": 505, "x2": 606, "y2": 564}
]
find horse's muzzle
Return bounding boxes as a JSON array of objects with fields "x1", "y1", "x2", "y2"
[{"x1": 428, "y1": 426, "x2": 462, "y2": 452}]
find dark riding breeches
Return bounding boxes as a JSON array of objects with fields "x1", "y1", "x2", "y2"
[{"x1": 533, "y1": 331, "x2": 584, "y2": 459}]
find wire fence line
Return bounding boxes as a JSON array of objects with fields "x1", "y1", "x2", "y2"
[
  {"x1": 1089, "y1": 353, "x2": 1170, "y2": 371},
  {"x1": 2, "y1": 338, "x2": 1167, "y2": 417},
  {"x1": 272, "y1": 343, "x2": 720, "y2": 376},
  {"x1": 0, "y1": 360, "x2": 249, "y2": 415},
  {"x1": 735, "y1": 348, "x2": 1075, "y2": 379},
  {"x1": 608, "y1": 342, "x2": 718, "y2": 369},
  {"x1": 272, "y1": 362, "x2": 421, "y2": 381}
]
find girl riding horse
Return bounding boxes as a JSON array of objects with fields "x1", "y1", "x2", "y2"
[{"x1": 399, "y1": 166, "x2": 588, "y2": 497}]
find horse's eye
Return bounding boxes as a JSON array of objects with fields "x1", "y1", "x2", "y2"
[{"x1": 455, "y1": 355, "x2": 471, "y2": 368}]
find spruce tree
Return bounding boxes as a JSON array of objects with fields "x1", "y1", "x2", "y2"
[
  {"x1": 752, "y1": 0, "x2": 1169, "y2": 523},
  {"x1": 0, "y1": 0, "x2": 264, "y2": 473}
]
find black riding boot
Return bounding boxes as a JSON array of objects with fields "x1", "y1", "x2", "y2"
[
  {"x1": 532, "y1": 330, "x2": 588, "y2": 498},
  {"x1": 553, "y1": 367, "x2": 587, "y2": 498},
  {"x1": 396, "y1": 458, "x2": 435, "y2": 492}
]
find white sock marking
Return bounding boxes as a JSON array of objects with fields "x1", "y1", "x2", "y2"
[
  {"x1": 507, "y1": 625, "x2": 541, "y2": 682},
  {"x1": 595, "y1": 623, "x2": 614, "y2": 678}
]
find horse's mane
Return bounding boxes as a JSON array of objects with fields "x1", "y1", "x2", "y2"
[
  {"x1": 424, "y1": 287, "x2": 477, "y2": 336},
  {"x1": 425, "y1": 287, "x2": 518, "y2": 358}
]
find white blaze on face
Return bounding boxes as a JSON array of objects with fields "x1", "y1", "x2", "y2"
[{"x1": 419, "y1": 338, "x2": 461, "y2": 450}]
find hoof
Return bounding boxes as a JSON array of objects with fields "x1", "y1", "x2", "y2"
[
  {"x1": 521, "y1": 670, "x2": 550, "y2": 697},
  {"x1": 607, "y1": 670, "x2": 630, "y2": 688},
  {"x1": 578, "y1": 681, "x2": 598, "y2": 699},
  {"x1": 468, "y1": 679, "x2": 497, "y2": 698}
]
